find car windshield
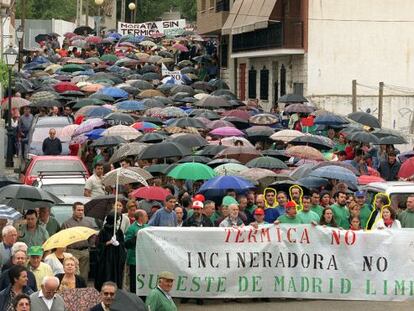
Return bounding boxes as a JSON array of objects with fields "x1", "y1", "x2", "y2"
[
  {"x1": 32, "y1": 127, "x2": 70, "y2": 143},
  {"x1": 51, "y1": 205, "x2": 98, "y2": 228},
  {"x1": 42, "y1": 184, "x2": 84, "y2": 197},
  {"x1": 31, "y1": 160, "x2": 86, "y2": 175},
  {"x1": 35, "y1": 117, "x2": 71, "y2": 127},
  {"x1": 366, "y1": 190, "x2": 414, "y2": 210}
]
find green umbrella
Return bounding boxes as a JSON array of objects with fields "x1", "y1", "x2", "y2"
[
  {"x1": 168, "y1": 163, "x2": 217, "y2": 180},
  {"x1": 100, "y1": 54, "x2": 118, "y2": 63},
  {"x1": 61, "y1": 64, "x2": 85, "y2": 73}
]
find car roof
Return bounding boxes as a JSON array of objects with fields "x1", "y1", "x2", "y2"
[
  {"x1": 53, "y1": 196, "x2": 91, "y2": 205},
  {"x1": 34, "y1": 116, "x2": 72, "y2": 127},
  {"x1": 37, "y1": 177, "x2": 86, "y2": 185},
  {"x1": 32, "y1": 155, "x2": 84, "y2": 161},
  {"x1": 364, "y1": 181, "x2": 414, "y2": 193}
]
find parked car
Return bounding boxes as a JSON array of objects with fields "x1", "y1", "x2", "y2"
[
  {"x1": 27, "y1": 116, "x2": 73, "y2": 158},
  {"x1": 33, "y1": 172, "x2": 88, "y2": 198},
  {"x1": 19, "y1": 155, "x2": 89, "y2": 185},
  {"x1": 362, "y1": 181, "x2": 414, "y2": 211}
]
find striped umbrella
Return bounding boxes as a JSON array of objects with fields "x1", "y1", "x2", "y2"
[
  {"x1": 0, "y1": 204, "x2": 22, "y2": 220},
  {"x1": 30, "y1": 91, "x2": 58, "y2": 104},
  {"x1": 249, "y1": 113, "x2": 279, "y2": 125}
]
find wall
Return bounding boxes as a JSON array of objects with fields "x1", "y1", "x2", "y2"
[{"x1": 307, "y1": 0, "x2": 414, "y2": 96}]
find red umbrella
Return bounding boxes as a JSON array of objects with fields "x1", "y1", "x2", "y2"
[
  {"x1": 367, "y1": 166, "x2": 380, "y2": 177},
  {"x1": 63, "y1": 32, "x2": 76, "y2": 39},
  {"x1": 53, "y1": 82, "x2": 80, "y2": 93},
  {"x1": 222, "y1": 109, "x2": 251, "y2": 120},
  {"x1": 358, "y1": 175, "x2": 385, "y2": 185},
  {"x1": 86, "y1": 36, "x2": 102, "y2": 44},
  {"x1": 398, "y1": 157, "x2": 414, "y2": 178},
  {"x1": 172, "y1": 43, "x2": 189, "y2": 52},
  {"x1": 131, "y1": 186, "x2": 171, "y2": 201}
]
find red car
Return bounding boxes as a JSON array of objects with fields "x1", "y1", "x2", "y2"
[{"x1": 20, "y1": 155, "x2": 90, "y2": 185}]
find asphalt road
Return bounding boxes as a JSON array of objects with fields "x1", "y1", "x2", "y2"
[{"x1": 176, "y1": 299, "x2": 414, "y2": 311}]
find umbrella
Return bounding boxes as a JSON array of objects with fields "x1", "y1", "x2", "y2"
[
  {"x1": 131, "y1": 121, "x2": 159, "y2": 132},
  {"x1": 0, "y1": 204, "x2": 22, "y2": 220},
  {"x1": 84, "y1": 106, "x2": 113, "y2": 118},
  {"x1": 314, "y1": 113, "x2": 349, "y2": 126},
  {"x1": 297, "y1": 177, "x2": 329, "y2": 189},
  {"x1": 30, "y1": 91, "x2": 58, "y2": 104},
  {"x1": 178, "y1": 155, "x2": 211, "y2": 164},
  {"x1": 310, "y1": 166, "x2": 358, "y2": 184},
  {"x1": 61, "y1": 64, "x2": 85, "y2": 73},
  {"x1": 278, "y1": 94, "x2": 308, "y2": 103},
  {"x1": 139, "y1": 142, "x2": 191, "y2": 159},
  {"x1": 42, "y1": 226, "x2": 97, "y2": 251},
  {"x1": 215, "y1": 145, "x2": 262, "y2": 164},
  {"x1": 168, "y1": 162, "x2": 217, "y2": 180},
  {"x1": 58, "y1": 124, "x2": 79, "y2": 140},
  {"x1": 222, "y1": 109, "x2": 251, "y2": 120},
  {"x1": 196, "y1": 95, "x2": 232, "y2": 108},
  {"x1": 209, "y1": 79, "x2": 230, "y2": 90},
  {"x1": 74, "y1": 25, "x2": 94, "y2": 35},
  {"x1": 62, "y1": 288, "x2": 101, "y2": 311},
  {"x1": 115, "y1": 100, "x2": 146, "y2": 112},
  {"x1": 100, "y1": 54, "x2": 118, "y2": 63},
  {"x1": 198, "y1": 175, "x2": 254, "y2": 197},
  {"x1": 160, "y1": 107, "x2": 187, "y2": 118},
  {"x1": 0, "y1": 184, "x2": 61, "y2": 203},
  {"x1": 398, "y1": 151, "x2": 414, "y2": 163},
  {"x1": 1, "y1": 97, "x2": 30, "y2": 110},
  {"x1": 72, "y1": 98, "x2": 106, "y2": 109},
  {"x1": 207, "y1": 120, "x2": 234, "y2": 129},
  {"x1": 110, "y1": 289, "x2": 146, "y2": 311},
  {"x1": 290, "y1": 135, "x2": 335, "y2": 150},
  {"x1": 190, "y1": 110, "x2": 220, "y2": 120},
  {"x1": 169, "y1": 134, "x2": 207, "y2": 148},
  {"x1": 90, "y1": 135, "x2": 127, "y2": 147},
  {"x1": 196, "y1": 144, "x2": 227, "y2": 157},
  {"x1": 136, "y1": 132, "x2": 166, "y2": 143},
  {"x1": 209, "y1": 127, "x2": 245, "y2": 137},
  {"x1": 85, "y1": 128, "x2": 105, "y2": 140},
  {"x1": 220, "y1": 137, "x2": 254, "y2": 148},
  {"x1": 239, "y1": 168, "x2": 278, "y2": 183},
  {"x1": 347, "y1": 111, "x2": 381, "y2": 128},
  {"x1": 398, "y1": 157, "x2": 414, "y2": 179},
  {"x1": 35, "y1": 33, "x2": 50, "y2": 43},
  {"x1": 377, "y1": 135, "x2": 408, "y2": 145},
  {"x1": 53, "y1": 82, "x2": 80, "y2": 93},
  {"x1": 139, "y1": 89, "x2": 165, "y2": 98},
  {"x1": 103, "y1": 125, "x2": 141, "y2": 140},
  {"x1": 286, "y1": 145, "x2": 325, "y2": 161},
  {"x1": 214, "y1": 163, "x2": 247, "y2": 176},
  {"x1": 284, "y1": 103, "x2": 315, "y2": 114},
  {"x1": 313, "y1": 161, "x2": 359, "y2": 175},
  {"x1": 0, "y1": 176, "x2": 21, "y2": 188},
  {"x1": 109, "y1": 143, "x2": 148, "y2": 163},
  {"x1": 249, "y1": 113, "x2": 279, "y2": 125},
  {"x1": 245, "y1": 126, "x2": 275, "y2": 139},
  {"x1": 169, "y1": 117, "x2": 206, "y2": 129},
  {"x1": 348, "y1": 131, "x2": 380, "y2": 144},
  {"x1": 358, "y1": 175, "x2": 385, "y2": 185},
  {"x1": 73, "y1": 118, "x2": 105, "y2": 136},
  {"x1": 172, "y1": 43, "x2": 189, "y2": 52},
  {"x1": 246, "y1": 156, "x2": 288, "y2": 170},
  {"x1": 0, "y1": 198, "x2": 52, "y2": 210},
  {"x1": 131, "y1": 186, "x2": 170, "y2": 201},
  {"x1": 104, "y1": 112, "x2": 135, "y2": 126},
  {"x1": 207, "y1": 158, "x2": 241, "y2": 167},
  {"x1": 99, "y1": 87, "x2": 128, "y2": 99},
  {"x1": 270, "y1": 129, "x2": 305, "y2": 142},
  {"x1": 139, "y1": 40, "x2": 157, "y2": 47}
]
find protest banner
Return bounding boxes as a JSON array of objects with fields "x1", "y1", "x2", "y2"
[
  {"x1": 118, "y1": 19, "x2": 186, "y2": 36},
  {"x1": 161, "y1": 64, "x2": 181, "y2": 81},
  {"x1": 136, "y1": 225, "x2": 414, "y2": 301}
]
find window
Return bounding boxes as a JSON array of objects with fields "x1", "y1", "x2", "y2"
[
  {"x1": 232, "y1": 23, "x2": 283, "y2": 52},
  {"x1": 248, "y1": 66, "x2": 257, "y2": 99},
  {"x1": 216, "y1": 0, "x2": 230, "y2": 12},
  {"x1": 280, "y1": 64, "x2": 286, "y2": 96},
  {"x1": 201, "y1": 0, "x2": 206, "y2": 11},
  {"x1": 220, "y1": 36, "x2": 228, "y2": 67},
  {"x1": 293, "y1": 82, "x2": 304, "y2": 96},
  {"x1": 210, "y1": 0, "x2": 215, "y2": 9},
  {"x1": 260, "y1": 66, "x2": 269, "y2": 100}
]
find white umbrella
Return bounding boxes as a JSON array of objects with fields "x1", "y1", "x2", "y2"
[{"x1": 103, "y1": 125, "x2": 141, "y2": 140}]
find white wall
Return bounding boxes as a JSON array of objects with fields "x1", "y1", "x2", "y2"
[{"x1": 307, "y1": 0, "x2": 414, "y2": 96}]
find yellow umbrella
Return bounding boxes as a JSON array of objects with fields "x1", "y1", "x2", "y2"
[{"x1": 42, "y1": 226, "x2": 97, "y2": 251}]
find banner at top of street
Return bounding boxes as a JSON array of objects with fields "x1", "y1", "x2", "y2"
[{"x1": 118, "y1": 19, "x2": 186, "y2": 36}]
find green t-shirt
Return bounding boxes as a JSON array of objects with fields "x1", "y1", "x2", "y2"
[
  {"x1": 398, "y1": 209, "x2": 414, "y2": 228},
  {"x1": 310, "y1": 204, "x2": 324, "y2": 218},
  {"x1": 124, "y1": 222, "x2": 148, "y2": 265},
  {"x1": 331, "y1": 203, "x2": 350, "y2": 229},
  {"x1": 297, "y1": 210, "x2": 320, "y2": 224},
  {"x1": 277, "y1": 214, "x2": 303, "y2": 224},
  {"x1": 332, "y1": 142, "x2": 346, "y2": 152},
  {"x1": 359, "y1": 204, "x2": 372, "y2": 229}
]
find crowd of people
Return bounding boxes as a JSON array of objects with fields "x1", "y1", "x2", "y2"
[{"x1": 2, "y1": 23, "x2": 414, "y2": 311}]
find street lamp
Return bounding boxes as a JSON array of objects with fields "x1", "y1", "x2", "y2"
[
  {"x1": 128, "y1": 2, "x2": 136, "y2": 23},
  {"x1": 15, "y1": 25, "x2": 24, "y2": 71},
  {"x1": 4, "y1": 46, "x2": 18, "y2": 168},
  {"x1": 94, "y1": 0, "x2": 104, "y2": 37}
]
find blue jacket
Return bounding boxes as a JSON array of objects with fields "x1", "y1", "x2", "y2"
[{"x1": 0, "y1": 285, "x2": 33, "y2": 310}]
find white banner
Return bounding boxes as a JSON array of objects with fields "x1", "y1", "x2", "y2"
[
  {"x1": 136, "y1": 225, "x2": 414, "y2": 301},
  {"x1": 118, "y1": 19, "x2": 186, "y2": 36},
  {"x1": 161, "y1": 64, "x2": 181, "y2": 81}
]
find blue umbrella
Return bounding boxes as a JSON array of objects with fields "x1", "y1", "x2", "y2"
[
  {"x1": 314, "y1": 114, "x2": 349, "y2": 126},
  {"x1": 84, "y1": 106, "x2": 112, "y2": 118},
  {"x1": 32, "y1": 56, "x2": 50, "y2": 64},
  {"x1": 85, "y1": 128, "x2": 105, "y2": 140},
  {"x1": 198, "y1": 176, "x2": 254, "y2": 198},
  {"x1": 108, "y1": 33, "x2": 122, "y2": 40},
  {"x1": 310, "y1": 166, "x2": 357, "y2": 184},
  {"x1": 297, "y1": 177, "x2": 329, "y2": 189},
  {"x1": 115, "y1": 100, "x2": 146, "y2": 111},
  {"x1": 98, "y1": 87, "x2": 128, "y2": 99}
]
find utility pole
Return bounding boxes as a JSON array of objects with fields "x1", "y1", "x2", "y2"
[
  {"x1": 121, "y1": 0, "x2": 125, "y2": 22},
  {"x1": 351, "y1": 79, "x2": 357, "y2": 113},
  {"x1": 85, "y1": 0, "x2": 89, "y2": 27},
  {"x1": 378, "y1": 82, "x2": 384, "y2": 127}
]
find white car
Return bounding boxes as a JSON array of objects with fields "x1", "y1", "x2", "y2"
[
  {"x1": 362, "y1": 181, "x2": 414, "y2": 210},
  {"x1": 33, "y1": 172, "x2": 87, "y2": 198}
]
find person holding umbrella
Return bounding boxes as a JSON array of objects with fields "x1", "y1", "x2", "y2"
[{"x1": 145, "y1": 271, "x2": 177, "y2": 311}]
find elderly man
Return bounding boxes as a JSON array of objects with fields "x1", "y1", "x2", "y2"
[
  {"x1": 19, "y1": 210, "x2": 49, "y2": 249},
  {"x1": 61, "y1": 202, "x2": 96, "y2": 282},
  {"x1": 124, "y1": 210, "x2": 148, "y2": 293},
  {"x1": 183, "y1": 201, "x2": 213, "y2": 227},
  {"x1": 0, "y1": 250, "x2": 37, "y2": 291},
  {"x1": 42, "y1": 128, "x2": 62, "y2": 155},
  {"x1": 148, "y1": 195, "x2": 178, "y2": 227},
  {"x1": 84, "y1": 163, "x2": 106, "y2": 198},
  {"x1": 146, "y1": 271, "x2": 177, "y2": 311},
  {"x1": 219, "y1": 204, "x2": 244, "y2": 227},
  {"x1": 30, "y1": 276, "x2": 65, "y2": 311},
  {"x1": 0, "y1": 226, "x2": 18, "y2": 269},
  {"x1": 90, "y1": 281, "x2": 117, "y2": 311},
  {"x1": 27, "y1": 246, "x2": 53, "y2": 289}
]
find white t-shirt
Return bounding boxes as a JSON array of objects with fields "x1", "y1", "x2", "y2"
[{"x1": 84, "y1": 174, "x2": 105, "y2": 197}]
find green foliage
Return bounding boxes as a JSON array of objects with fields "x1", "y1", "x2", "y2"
[{"x1": 0, "y1": 61, "x2": 10, "y2": 92}]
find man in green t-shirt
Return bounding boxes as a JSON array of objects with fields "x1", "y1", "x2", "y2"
[
  {"x1": 146, "y1": 271, "x2": 178, "y2": 311},
  {"x1": 355, "y1": 191, "x2": 372, "y2": 228},
  {"x1": 331, "y1": 191, "x2": 350, "y2": 229},
  {"x1": 310, "y1": 190, "x2": 324, "y2": 218},
  {"x1": 276, "y1": 201, "x2": 303, "y2": 224},
  {"x1": 298, "y1": 196, "x2": 320, "y2": 224}
]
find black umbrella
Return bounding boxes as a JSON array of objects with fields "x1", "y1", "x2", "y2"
[
  {"x1": 278, "y1": 94, "x2": 308, "y2": 103},
  {"x1": 0, "y1": 185, "x2": 61, "y2": 204},
  {"x1": 211, "y1": 89, "x2": 237, "y2": 99},
  {"x1": 246, "y1": 156, "x2": 288, "y2": 170},
  {"x1": 128, "y1": 80, "x2": 153, "y2": 90},
  {"x1": 189, "y1": 109, "x2": 220, "y2": 120},
  {"x1": 84, "y1": 195, "x2": 125, "y2": 220},
  {"x1": 34, "y1": 34, "x2": 50, "y2": 43},
  {"x1": 196, "y1": 144, "x2": 227, "y2": 157},
  {"x1": 136, "y1": 132, "x2": 166, "y2": 143},
  {"x1": 297, "y1": 177, "x2": 329, "y2": 190},
  {"x1": 348, "y1": 131, "x2": 380, "y2": 144},
  {"x1": 209, "y1": 79, "x2": 229, "y2": 90},
  {"x1": 262, "y1": 149, "x2": 291, "y2": 161},
  {"x1": 0, "y1": 176, "x2": 21, "y2": 188},
  {"x1": 143, "y1": 72, "x2": 161, "y2": 81},
  {"x1": 347, "y1": 111, "x2": 381, "y2": 128},
  {"x1": 191, "y1": 81, "x2": 214, "y2": 92},
  {"x1": 170, "y1": 85, "x2": 195, "y2": 96},
  {"x1": 0, "y1": 198, "x2": 52, "y2": 210},
  {"x1": 269, "y1": 180, "x2": 311, "y2": 195},
  {"x1": 178, "y1": 155, "x2": 212, "y2": 164},
  {"x1": 90, "y1": 136, "x2": 127, "y2": 147},
  {"x1": 110, "y1": 289, "x2": 146, "y2": 311},
  {"x1": 104, "y1": 113, "x2": 135, "y2": 126},
  {"x1": 74, "y1": 26, "x2": 94, "y2": 35},
  {"x1": 144, "y1": 164, "x2": 172, "y2": 175},
  {"x1": 221, "y1": 116, "x2": 250, "y2": 130},
  {"x1": 377, "y1": 135, "x2": 407, "y2": 145},
  {"x1": 139, "y1": 142, "x2": 191, "y2": 159},
  {"x1": 141, "y1": 98, "x2": 165, "y2": 108},
  {"x1": 290, "y1": 135, "x2": 334, "y2": 150},
  {"x1": 169, "y1": 117, "x2": 206, "y2": 129},
  {"x1": 89, "y1": 93, "x2": 115, "y2": 102},
  {"x1": 196, "y1": 95, "x2": 232, "y2": 109},
  {"x1": 170, "y1": 134, "x2": 208, "y2": 149},
  {"x1": 142, "y1": 64, "x2": 158, "y2": 73},
  {"x1": 245, "y1": 126, "x2": 275, "y2": 138},
  {"x1": 207, "y1": 158, "x2": 241, "y2": 167},
  {"x1": 284, "y1": 104, "x2": 314, "y2": 114},
  {"x1": 30, "y1": 99, "x2": 63, "y2": 108}
]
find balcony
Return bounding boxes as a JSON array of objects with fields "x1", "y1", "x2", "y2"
[{"x1": 197, "y1": 10, "x2": 229, "y2": 34}]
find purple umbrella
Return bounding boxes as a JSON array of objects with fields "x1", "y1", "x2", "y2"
[
  {"x1": 70, "y1": 134, "x2": 88, "y2": 145},
  {"x1": 73, "y1": 118, "x2": 105, "y2": 136},
  {"x1": 208, "y1": 120, "x2": 235, "y2": 130},
  {"x1": 209, "y1": 126, "x2": 245, "y2": 137}
]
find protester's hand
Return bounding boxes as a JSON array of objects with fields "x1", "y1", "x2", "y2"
[
  {"x1": 274, "y1": 220, "x2": 280, "y2": 225},
  {"x1": 311, "y1": 221, "x2": 318, "y2": 227},
  {"x1": 250, "y1": 222, "x2": 258, "y2": 229},
  {"x1": 110, "y1": 236, "x2": 119, "y2": 246}
]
